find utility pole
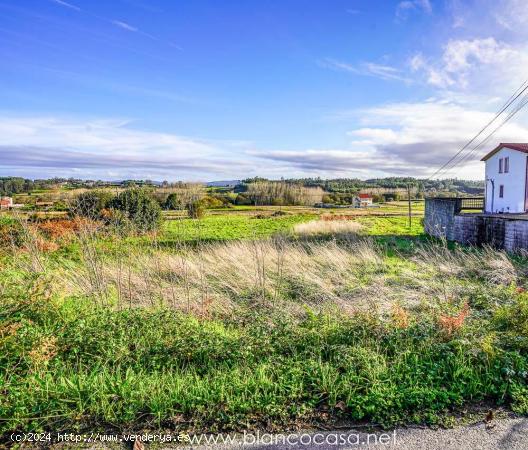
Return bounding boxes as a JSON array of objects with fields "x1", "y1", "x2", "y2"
[{"x1": 407, "y1": 183, "x2": 412, "y2": 229}]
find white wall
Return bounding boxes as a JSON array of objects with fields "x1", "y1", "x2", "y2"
[{"x1": 485, "y1": 148, "x2": 527, "y2": 213}]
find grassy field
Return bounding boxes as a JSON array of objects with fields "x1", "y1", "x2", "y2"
[
  {"x1": 160, "y1": 213, "x2": 315, "y2": 244},
  {"x1": 1, "y1": 207, "x2": 528, "y2": 441}
]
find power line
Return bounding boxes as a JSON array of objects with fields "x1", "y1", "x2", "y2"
[
  {"x1": 428, "y1": 78, "x2": 528, "y2": 180},
  {"x1": 449, "y1": 91, "x2": 528, "y2": 177},
  {"x1": 430, "y1": 79, "x2": 528, "y2": 179}
]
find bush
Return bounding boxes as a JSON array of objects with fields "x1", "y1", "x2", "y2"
[
  {"x1": 109, "y1": 188, "x2": 162, "y2": 232},
  {"x1": 0, "y1": 217, "x2": 24, "y2": 248},
  {"x1": 164, "y1": 193, "x2": 184, "y2": 210},
  {"x1": 70, "y1": 190, "x2": 114, "y2": 219},
  {"x1": 52, "y1": 200, "x2": 69, "y2": 212},
  {"x1": 187, "y1": 200, "x2": 205, "y2": 219},
  {"x1": 201, "y1": 196, "x2": 225, "y2": 209}
]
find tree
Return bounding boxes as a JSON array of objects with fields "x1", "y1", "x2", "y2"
[
  {"x1": 372, "y1": 194, "x2": 384, "y2": 203},
  {"x1": 164, "y1": 193, "x2": 184, "y2": 210},
  {"x1": 70, "y1": 190, "x2": 114, "y2": 219},
  {"x1": 235, "y1": 194, "x2": 252, "y2": 205},
  {"x1": 109, "y1": 188, "x2": 162, "y2": 232}
]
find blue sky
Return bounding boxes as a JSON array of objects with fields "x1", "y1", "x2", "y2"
[{"x1": 1, "y1": 0, "x2": 528, "y2": 181}]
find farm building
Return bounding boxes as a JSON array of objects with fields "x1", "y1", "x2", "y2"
[
  {"x1": 482, "y1": 143, "x2": 528, "y2": 214},
  {"x1": 0, "y1": 197, "x2": 13, "y2": 210},
  {"x1": 358, "y1": 193, "x2": 373, "y2": 207}
]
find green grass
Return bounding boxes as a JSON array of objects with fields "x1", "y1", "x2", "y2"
[
  {"x1": 159, "y1": 213, "x2": 315, "y2": 244},
  {"x1": 2, "y1": 211, "x2": 528, "y2": 438},
  {"x1": 357, "y1": 216, "x2": 424, "y2": 237},
  {"x1": 2, "y1": 280, "x2": 528, "y2": 435}
]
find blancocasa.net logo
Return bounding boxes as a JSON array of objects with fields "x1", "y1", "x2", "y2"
[
  {"x1": 181, "y1": 430, "x2": 398, "y2": 447},
  {"x1": 10, "y1": 430, "x2": 398, "y2": 446}
]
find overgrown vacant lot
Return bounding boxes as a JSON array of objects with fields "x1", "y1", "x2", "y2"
[{"x1": 1, "y1": 213, "x2": 528, "y2": 439}]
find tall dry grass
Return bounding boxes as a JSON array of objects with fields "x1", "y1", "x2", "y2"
[
  {"x1": 7, "y1": 213, "x2": 523, "y2": 320},
  {"x1": 294, "y1": 219, "x2": 363, "y2": 237},
  {"x1": 60, "y1": 232, "x2": 522, "y2": 319}
]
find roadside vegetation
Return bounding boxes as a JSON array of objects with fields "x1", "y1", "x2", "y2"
[{"x1": 0, "y1": 188, "x2": 527, "y2": 440}]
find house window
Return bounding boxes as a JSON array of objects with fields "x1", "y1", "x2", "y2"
[
  {"x1": 499, "y1": 158, "x2": 503, "y2": 173},
  {"x1": 504, "y1": 157, "x2": 509, "y2": 173},
  {"x1": 499, "y1": 185, "x2": 504, "y2": 198}
]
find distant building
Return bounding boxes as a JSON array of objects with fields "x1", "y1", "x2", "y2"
[
  {"x1": 358, "y1": 193, "x2": 373, "y2": 207},
  {"x1": 0, "y1": 197, "x2": 13, "y2": 210},
  {"x1": 482, "y1": 143, "x2": 528, "y2": 213}
]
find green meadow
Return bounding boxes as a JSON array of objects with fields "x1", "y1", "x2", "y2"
[{"x1": 1, "y1": 207, "x2": 528, "y2": 440}]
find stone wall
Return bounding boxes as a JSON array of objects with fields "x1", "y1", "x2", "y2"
[
  {"x1": 425, "y1": 198, "x2": 528, "y2": 251},
  {"x1": 424, "y1": 198, "x2": 457, "y2": 240},
  {"x1": 454, "y1": 215, "x2": 480, "y2": 245},
  {"x1": 505, "y1": 220, "x2": 528, "y2": 252}
]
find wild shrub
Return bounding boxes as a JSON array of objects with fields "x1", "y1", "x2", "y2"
[
  {"x1": 392, "y1": 304, "x2": 409, "y2": 329},
  {"x1": 201, "y1": 195, "x2": 225, "y2": 209},
  {"x1": 493, "y1": 289, "x2": 528, "y2": 350},
  {"x1": 0, "y1": 217, "x2": 24, "y2": 248},
  {"x1": 187, "y1": 200, "x2": 205, "y2": 219},
  {"x1": 37, "y1": 219, "x2": 79, "y2": 240},
  {"x1": 70, "y1": 190, "x2": 114, "y2": 219},
  {"x1": 108, "y1": 188, "x2": 162, "y2": 232},
  {"x1": 438, "y1": 303, "x2": 470, "y2": 338},
  {"x1": 164, "y1": 192, "x2": 184, "y2": 210}
]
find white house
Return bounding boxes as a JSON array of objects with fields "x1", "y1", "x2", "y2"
[
  {"x1": 358, "y1": 193, "x2": 373, "y2": 207},
  {"x1": 482, "y1": 143, "x2": 528, "y2": 214}
]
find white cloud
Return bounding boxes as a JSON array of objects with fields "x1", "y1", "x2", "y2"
[
  {"x1": 50, "y1": 0, "x2": 166, "y2": 45},
  {"x1": 318, "y1": 2, "x2": 528, "y2": 180},
  {"x1": 256, "y1": 99, "x2": 528, "y2": 180},
  {"x1": 347, "y1": 128, "x2": 399, "y2": 145},
  {"x1": 50, "y1": 0, "x2": 81, "y2": 12},
  {"x1": 320, "y1": 59, "x2": 412, "y2": 83},
  {"x1": 111, "y1": 20, "x2": 138, "y2": 32},
  {"x1": 493, "y1": 0, "x2": 528, "y2": 32},
  {"x1": 350, "y1": 100, "x2": 528, "y2": 178},
  {"x1": 0, "y1": 116, "x2": 254, "y2": 180},
  {"x1": 408, "y1": 37, "x2": 528, "y2": 91},
  {"x1": 408, "y1": 53, "x2": 426, "y2": 72},
  {"x1": 396, "y1": 0, "x2": 432, "y2": 21},
  {"x1": 443, "y1": 38, "x2": 513, "y2": 73}
]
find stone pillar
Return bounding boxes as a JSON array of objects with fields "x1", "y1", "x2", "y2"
[{"x1": 424, "y1": 198, "x2": 457, "y2": 240}]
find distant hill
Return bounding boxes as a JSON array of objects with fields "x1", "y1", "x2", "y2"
[{"x1": 206, "y1": 180, "x2": 242, "y2": 188}]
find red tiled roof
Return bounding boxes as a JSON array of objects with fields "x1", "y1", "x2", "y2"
[
  {"x1": 358, "y1": 193, "x2": 372, "y2": 199},
  {"x1": 481, "y1": 143, "x2": 528, "y2": 161}
]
